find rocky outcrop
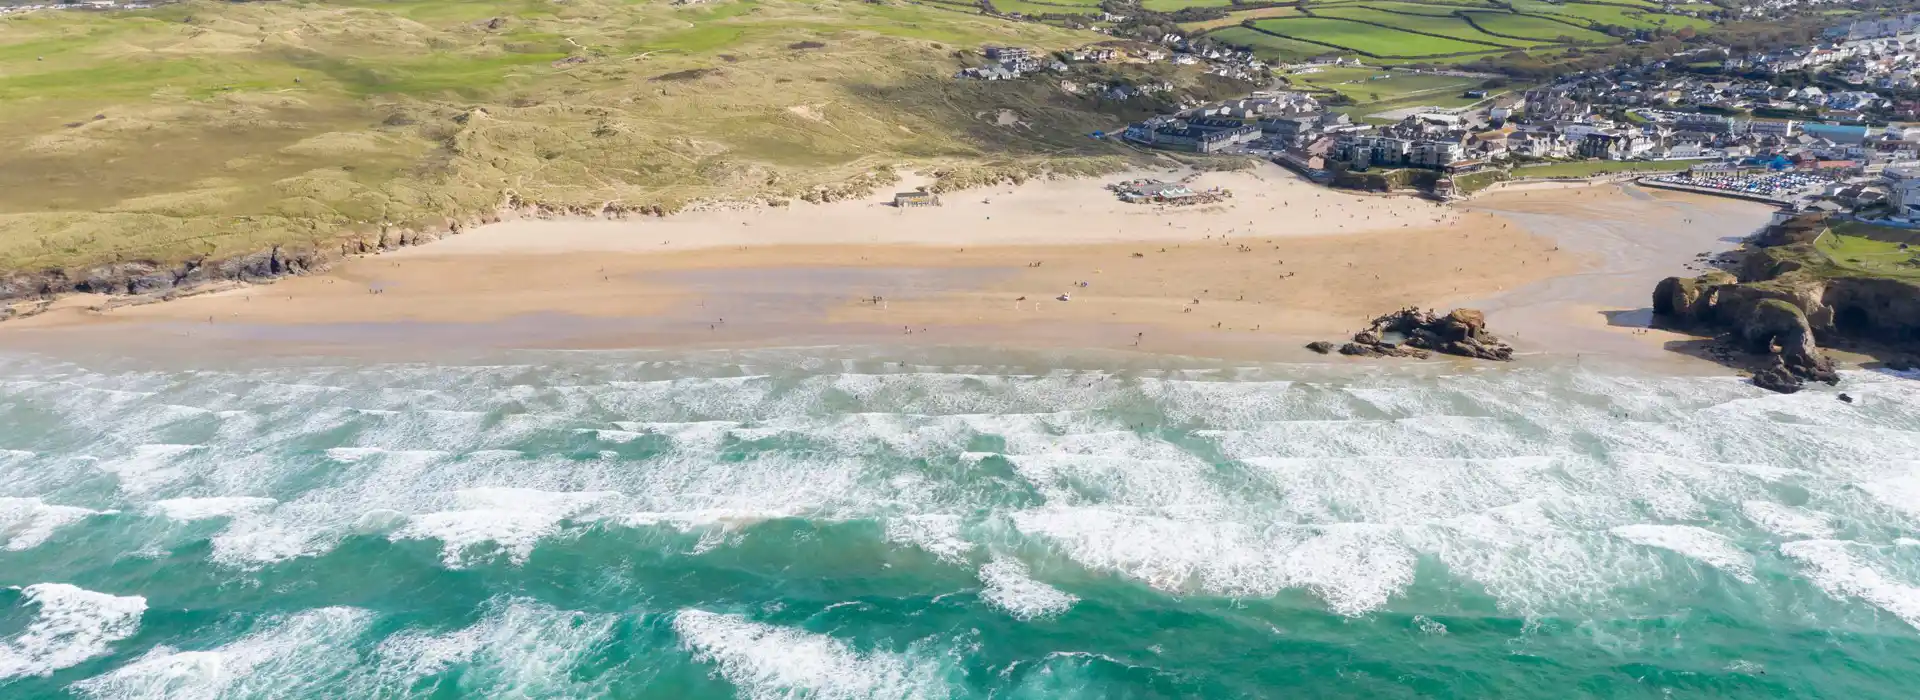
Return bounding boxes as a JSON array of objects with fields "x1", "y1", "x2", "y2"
[
  {"x1": 1649, "y1": 265, "x2": 1904, "y2": 392},
  {"x1": 1742, "y1": 299, "x2": 1839, "y2": 392},
  {"x1": 0, "y1": 217, "x2": 472, "y2": 317},
  {"x1": 1327, "y1": 307, "x2": 1515, "y2": 361}
]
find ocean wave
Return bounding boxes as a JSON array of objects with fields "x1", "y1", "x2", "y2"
[
  {"x1": 0, "y1": 584, "x2": 146, "y2": 680},
  {"x1": 369, "y1": 597, "x2": 619, "y2": 696},
  {"x1": 71, "y1": 607, "x2": 372, "y2": 700},
  {"x1": 1741, "y1": 500, "x2": 1835, "y2": 539},
  {"x1": 978, "y1": 556, "x2": 1077, "y2": 620},
  {"x1": 673, "y1": 609, "x2": 950, "y2": 700},
  {"x1": 147, "y1": 497, "x2": 277, "y2": 522},
  {"x1": 1781, "y1": 539, "x2": 1920, "y2": 630},
  {"x1": 1608, "y1": 524, "x2": 1755, "y2": 582},
  {"x1": 0, "y1": 498, "x2": 112, "y2": 552},
  {"x1": 389, "y1": 488, "x2": 619, "y2": 567}
]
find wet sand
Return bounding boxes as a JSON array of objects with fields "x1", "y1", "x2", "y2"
[{"x1": 0, "y1": 166, "x2": 1777, "y2": 366}]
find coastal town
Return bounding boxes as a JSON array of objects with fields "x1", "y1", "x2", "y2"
[{"x1": 953, "y1": 9, "x2": 1920, "y2": 226}]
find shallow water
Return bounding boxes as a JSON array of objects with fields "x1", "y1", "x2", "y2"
[{"x1": 1, "y1": 346, "x2": 1918, "y2": 698}]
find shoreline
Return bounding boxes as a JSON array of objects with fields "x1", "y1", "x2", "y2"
[{"x1": 0, "y1": 164, "x2": 1781, "y2": 371}]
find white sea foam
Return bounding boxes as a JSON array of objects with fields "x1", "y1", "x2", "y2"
[
  {"x1": 390, "y1": 488, "x2": 618, "y2": 567},
  {"x1": 1741, "y1": 501, "x2": 1835, "y2": 539},
  {"x1": 884, "y1": 514, "x2": 974, "y2": 564},
  {"x1": 147, "y1": 497, "x2": 277, "y2": 522},
  {"x1": 1781, "y1": 540, "x2": 1920, "y2": 630},
  {"x1": 1608, "y1": 524, "x2": 1755, "y2": 582},
  {"x1": 673, "y1": 609, "x2": 947, "y2": 700},
  {"x1": 1857, "y1": 465, "x2": 1920, "y2": 522},
  {"x1": 1408, "y1": 500, "x2": 1657, "y2": 616},
  {"x1": 370, "y1": 598, "x2": 618, "y2": 696},
  {"x1": 0, "y1": 498, "x2": 109, "y2": 551},
  {"x1": 94, "y1": 444, "x2": 204, "y2": 494},
  {"x1": 978, "y1": 556, "x2": 1077, "y2": 620},
  {"x1": 0, "y1": 584, "x2": 146, "y2": 679},
  {"x1": 72, "y1": 607, "x2": 372, "y2": 700},
  {"x1": 1011, "y1": 508, "x2": 1413, "y2": 615}
]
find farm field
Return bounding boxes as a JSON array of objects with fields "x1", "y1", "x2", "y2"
[
  {"x1": 989, "y1": 0, "x2": 1103, "y2": 15},
  {"x1": 1179, "y1": 5, "x2": 1303, "y2": 32},
  {"x1": 1251, "y1": 17, "x2": 1504, "y2": 56},
  {"x1": 1508, "y1": 0, "x2": 1709, "y2": 30},
  {"x1": 1139, "y1": 0, "x2": 1237, "y2": 10},
  {"x1": 1462, "y1": 10, "x2": 1618, "y2": 43},
  {"x1": 1314, "y1": 1, "x2": 1472, "y2": 16},
  {"x1": 1204, "y1": 26, "x2": 1335, "y2": 60},
  {"x1": 1307, "y1": 6, "x2": 1540, "y2": 47},
  {"x1": 1286, "y1": 65, "x2": 1487, "y2": 107},
  {"x1": 1192, "y1": 0, "x2": 1705, "y2": 62}
]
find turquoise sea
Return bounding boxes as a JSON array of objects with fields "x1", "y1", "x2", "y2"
[{"x1": 2, "y1": 346, "x2": 1919, "y2": 698}]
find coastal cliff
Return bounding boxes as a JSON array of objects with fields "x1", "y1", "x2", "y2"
[{"x1": 1651, "y1": 213, "x2": 1920, "y2": 392}]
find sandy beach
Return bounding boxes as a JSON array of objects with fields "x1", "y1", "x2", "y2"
[{"x1": 0, "y1": 163, "x2": 1778, "y2": 363}]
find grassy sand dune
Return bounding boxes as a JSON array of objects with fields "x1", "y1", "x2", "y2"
[{"x1": 0, "y1": 0, "x2": 1180, "y2": 277}]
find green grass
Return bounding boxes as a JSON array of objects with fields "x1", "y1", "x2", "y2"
[
  {"x1": 1206, "y1": 26, "x2": 1339, "y2": 61},
  {"x1": 1818, "y1": 225, "x2": 1920, "y2": 279},
  {"x1": 1314, "y1": 1, "x2": 1465, "y2": 16},
  {"x1": 1141, "y1": 0, "x2": 1237, "y2": 9},
  {"x1": 1286, "y1": 65, "x2": 1483, "y2": 105},
  {"x1": 989, "y1": 0, "x2": 1103, "y2": 15},
  {"x1": 1180, "y1": 6, "x2": 1304, "y2": 32},
  {"x1": 1308, "y1": 6, "x2": 1538, "y2": 47},
  {"x1": 1507, "y1": 0, "x2": 1709, "y2": 30},
  {"x1": 1252, "y1": 17, "x2": 1503, "y2": 56},
  {"x1": 1510, "y1": 158, "x2": 1702, "y2": 178},
  {"x1": 1461, "y1": 11, "x2": 1617, "y2": 43},
  {"x1": 0, "y1": 0, "x2": 1161, "y2": 273}
]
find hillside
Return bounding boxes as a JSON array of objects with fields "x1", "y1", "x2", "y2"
[{"x1": 0, "y1": 0, "x2": 1194, "y2": 295}]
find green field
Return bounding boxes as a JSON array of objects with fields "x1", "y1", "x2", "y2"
[
  {"x1": 1205, "y1": 26, "x2": 1336, "y2": 61},
  {"x1": 1308, "y1": 6, "x2": 1539, "y2": 47},
  {"x1": 989, "y1": 0, "x2": 1103, "y2": 15},
  {"x1": 1818, "y1": 224, "x2": 1920, "y2": 279},
  {"x1": 1252, "y1": 17, "x2": 1502, "y2": 56},
  {"x1": 1286, "y1": 65, "x2": 1488, "y2": 109},
  {"x1": 1511, "y1": 159, "x2": 1703, "y2": 178},
  {"x1": 1139, "y1": 0, "x2": 1237, "y2": 10},
  {"x1": 1317, "y1": 1, "x2": 1472, "y2": 16},
  {"x1": 1507, "y1": 0, "x2": 1709, "y2": 30},
  {"x1": 0, "y1": 0, "x2": 1158, "y2": 273},
  {"x1": 1179, "y1": 5, "x2": 1304, "y2": 32},
  {"x1": 1462, "y1": 11, "x2": 1617, "y2": 43}
]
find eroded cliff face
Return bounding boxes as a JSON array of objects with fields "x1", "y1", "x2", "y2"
[
  {"x1": 0, "y1": 217, "x2": 485, "y2": 314},
  {"x1": 1651, "y1": 215, "x2": 1920, "y2": 392}
]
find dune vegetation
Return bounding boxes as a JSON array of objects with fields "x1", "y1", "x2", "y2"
[{"x1": 0, "y1": 0, "x2": 1170, "y2": 277}]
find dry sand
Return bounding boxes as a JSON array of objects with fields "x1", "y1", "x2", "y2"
[{"x1": 0, "y1": 164, "x2": 1778, "y2": 363}]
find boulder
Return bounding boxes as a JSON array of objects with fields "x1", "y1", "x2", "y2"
[
  {"x1": 1321, "y1": 307, "x2": 1507, "y2": 362},
  {"x1": 1442, "y1": 308, "x2": 1486, "y2": 341},
  {"x1": 1305, "y1": 341, "x2": 1335, "y2": 354},
  {"x1": 1752, "y1": 362, "x2": 1804, "y2": 394}
]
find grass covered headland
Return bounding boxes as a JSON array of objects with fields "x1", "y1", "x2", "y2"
[{"x1": 0, "y1": 0, "x2": 1173, "y2": 287}]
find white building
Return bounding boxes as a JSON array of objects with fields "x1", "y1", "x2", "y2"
[{"x1": 1884, "y1": 164, "x2": 1920, "y2": 220}]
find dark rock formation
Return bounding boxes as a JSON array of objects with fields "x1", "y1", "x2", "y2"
[
  {"x1": 1741, "y1": 299, "x2": 1839, "y2": 392},
  {"x1": 1305, "y1": 341, "x2": 1335, "y2": 354},
  {"x1": 1324, "y1": 307, "x2": 1514, "y2": 361},
  {"x1": 1651, "y1": 264, "x2": 1895, "y2": 394}
]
